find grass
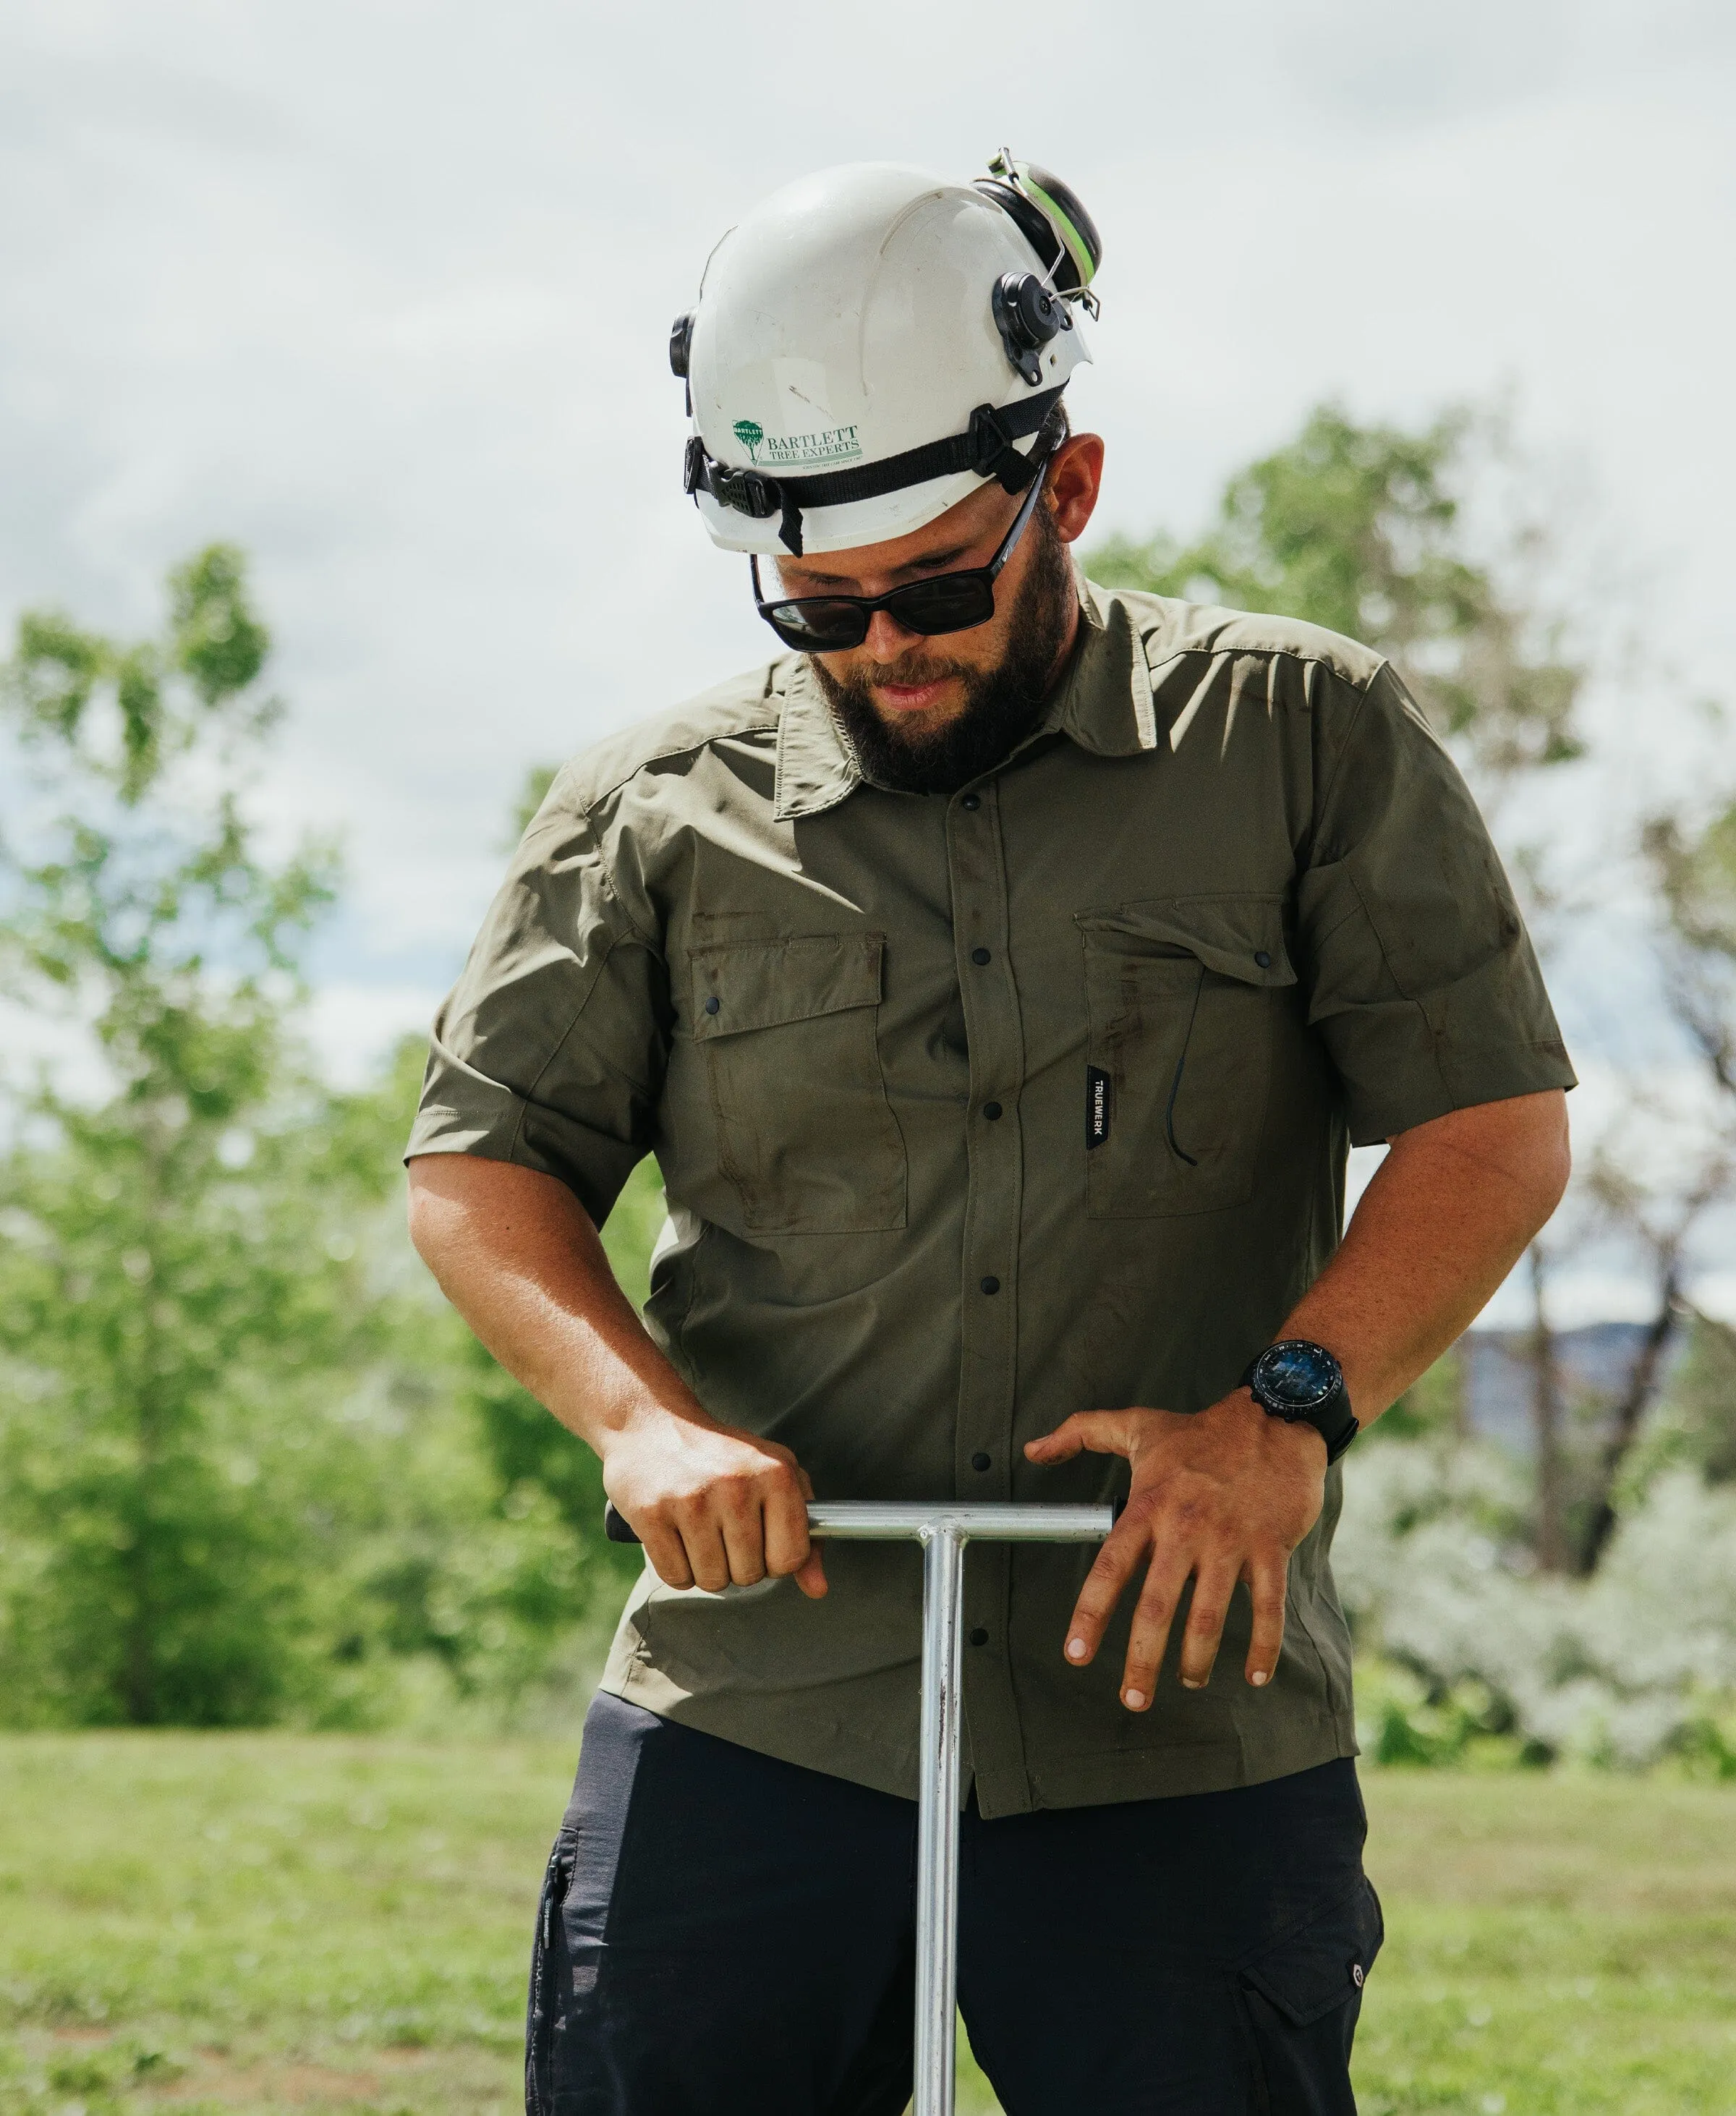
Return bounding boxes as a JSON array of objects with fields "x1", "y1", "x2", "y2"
[{"x1": 1, "y1": 1738, "x2": 1733, "y2": 2116}]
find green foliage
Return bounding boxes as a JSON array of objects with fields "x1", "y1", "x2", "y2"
[
  {"x1": 4, "y1": 544, "x2": 274, "y2": 804},
  {"x1": 1355, "y1": 1657, "x2": 1539, "y2": 1770},
  {"x1": 1088, "y1": 402, "x2": 1584, "y2": 778},
  {"x1": 0, "y1": 553, "x2": 642, "y2": 1730}
]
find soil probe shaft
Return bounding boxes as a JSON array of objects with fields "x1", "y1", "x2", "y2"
[{"x1": 604, "y1": 1498, "x2": 1115, "y2": 2116}]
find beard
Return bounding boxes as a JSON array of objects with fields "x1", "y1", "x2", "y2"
[{"x1": 809, "y1": 501, "x2": 1078, "y2": 797}]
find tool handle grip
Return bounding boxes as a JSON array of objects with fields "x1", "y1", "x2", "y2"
[{"x1": 603, "y1": 1502, "x2": 642, "y2": 1544}]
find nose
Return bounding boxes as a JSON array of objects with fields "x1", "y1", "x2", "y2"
[{"x1": 862, "y1": 608, "x2": 921, "y2": 662}]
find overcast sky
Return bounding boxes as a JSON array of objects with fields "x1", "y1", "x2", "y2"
[{"x1": 4, "y1": 0, "x2": 1735, "y2": 1313}]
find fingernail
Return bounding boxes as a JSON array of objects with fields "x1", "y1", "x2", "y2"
[
  {"x1": 1181, "y1": 1677, "x2": 1204, "y2": 1691},
  {"x1": 1123, "y1": 1688, "x2": 1146, "y2": 1710},
  {"x1": 1065, "y1": 1636, "x2": 1089, "y2": 1662},
  {"x1": 1249, "y1": 1670, "x2": 1269, "y2": 1687}
]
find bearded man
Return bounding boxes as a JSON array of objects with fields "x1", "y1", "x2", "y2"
[{"x1": 406, "y1": 156, "x2": 1573, "y2": 2116}]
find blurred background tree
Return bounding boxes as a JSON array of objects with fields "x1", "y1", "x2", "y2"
[
  {"x1": 1089, "y1": 402, "x2": 1584, "y2": 781},
  {"x1": 0, "y1": 551, "x2": 644, "y2": 1728}
]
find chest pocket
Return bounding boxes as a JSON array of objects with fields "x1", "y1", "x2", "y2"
[
  {"x1": 1076, "y1": 896, "x2": 1297, "y2": 1219},
  {"x1": 690, "y1": 932, "x2": 907, "y2": 1236}
]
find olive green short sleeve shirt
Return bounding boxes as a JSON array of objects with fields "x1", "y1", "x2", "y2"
[{"x1": 409, "y1": 581, "x2": 1574, "y2": 1816}]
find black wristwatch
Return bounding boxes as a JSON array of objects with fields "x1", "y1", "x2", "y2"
[{"x1": 1241, "y1": 1340, "x2": 1359, "y2": 1464}]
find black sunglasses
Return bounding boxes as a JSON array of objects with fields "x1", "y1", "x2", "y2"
[{"x1": 750, "y1": 454, "x2": 1052, "y2": 653}]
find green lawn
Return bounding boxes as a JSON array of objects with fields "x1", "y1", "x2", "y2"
[{"x1": 1, "y1": 1738, "x2": 1732, "y2": 2116}]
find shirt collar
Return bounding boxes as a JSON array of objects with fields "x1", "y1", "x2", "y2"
[
  {"x1": 772, "y1": 572, "x2": 1159, "y2": 821},
  {"x1": 1048, "y1": 572, "x2": 1161, "y2": 757},
  {"x1": 773, "y1": 655, "x2": 861, "y2": 821}
]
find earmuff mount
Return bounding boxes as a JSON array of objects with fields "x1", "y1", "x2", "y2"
[{"x1": 990, "y1": 273, "x2": 1069, "y2": 386}]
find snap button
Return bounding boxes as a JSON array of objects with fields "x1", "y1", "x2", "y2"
[
  {"x1": 960, "y1": 793, "x2": 982, "y2": 811},
  {"x1": 980, "y1": 1275, "x2": 1000, "y2": 1295},
  {"x1": 969, "y1": 1627, "x2": 990, "y2": 1647},
  {"x1": 982, "y1": 1101, "x2": 1003, "y2": 1121},
  {"x1": 703, "y1": 995, "x2": 721, "y2": 1015},
  {"x1": 971, "y1": 1451, "x2": 991, "y2": 1472},
  {"x1": 970, "y1": 946, "x2": 991, "y2": 966},
  {"x1": 1254, "y1": 951, "x2": 1272, "y2": 968}
]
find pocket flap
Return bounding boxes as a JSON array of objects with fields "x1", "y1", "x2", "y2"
[
  {"x1": 1241, "y1": 1879, "x2": 1383, "y2": 2027},
  {"x1": 1075, "y1": 895, "x2": 1295, "y2": 987},
  {"x1": 690, "y1": 933, "x2": 885, "y2": 1040}
]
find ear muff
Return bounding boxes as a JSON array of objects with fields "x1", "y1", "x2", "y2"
[{"x1": 975, "y1": 150, "x2": 1102, "y2": 296}]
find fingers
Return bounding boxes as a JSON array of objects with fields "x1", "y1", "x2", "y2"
[
  {"x1": 639, "y1": 1521, "x2": 697, "y2": 1593},
  {"x1": 788, "y1": 1464, "x2": 827, "y2": 1598},
  {"x1": 634, "y1": 1450, "x2": 822, "y2": 1598},
  {"x1": 1024, "y1": 1411, "x2": 1128, "y2": 1466},
  {"x1": 1115, "y1": 1542, "x2": 1193, "y2": 1709},
  {"x1": 1060, "y1": 1505, "x2": 1154, "y2": 1668},
  {"x1": 1175, "y1": 1559, "x2": 1242, "y2": 1692},
  {"x1": 1243, "y1": 1554, "x2": 1288, "y2": 1688},
  {"x1": 793, "y1": 1545, "x2": 829, "y2": 1599},
  {"x1": 762, "y1": 1467, "x2": 820, "y2": 1592}
]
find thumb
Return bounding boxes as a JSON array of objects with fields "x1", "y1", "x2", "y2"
[
  {"x1": 1025, "y1": 1414, "x2": 1090, "y2": 1463},
  {"x1": 794, "y1": 1545, "x2": 828, "y2": 1599}
]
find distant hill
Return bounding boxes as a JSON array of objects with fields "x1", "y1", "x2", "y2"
[{"x1": 1460, "y1": 1322, "x2": 1685, "y2": 1457}]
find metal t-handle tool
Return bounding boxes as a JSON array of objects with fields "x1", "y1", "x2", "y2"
[{"x1": 604, "y1": 1497, "x2": 1115, "y2": 2116}]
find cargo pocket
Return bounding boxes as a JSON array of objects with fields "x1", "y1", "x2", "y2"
[
  {"x1": 691, "y1": 932, "x2": 907, "y2": 1235},
  {"x1": 525, "y1": 1832, "x2": 578, "y2": 2116},
  {"x1": 1238, "y1": 1879, "x2": 1383, "y2": 2115},
  {"x1": 1076, "y1": 895, "x2": 1296, "y2": 1219}
]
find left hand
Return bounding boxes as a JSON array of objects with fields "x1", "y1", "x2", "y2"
[{"x1": 1024, "y1": 1393, "x2": 1327, "y2": 1708}]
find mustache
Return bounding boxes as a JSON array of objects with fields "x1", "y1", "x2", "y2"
[{"x1": 853, "y1": 652, "x2": 975, "y2": 692}]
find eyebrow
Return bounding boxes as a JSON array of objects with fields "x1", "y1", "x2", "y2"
[{"x1": 781, "y1": 538, "x2": 979, "y2": 591}]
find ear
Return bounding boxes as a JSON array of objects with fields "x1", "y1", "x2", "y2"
[{"x1": 1047, "y1": 432, "x2": 1105, "y2": 545}]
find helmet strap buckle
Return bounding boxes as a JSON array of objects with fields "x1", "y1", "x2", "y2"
[{"x1": 968, "y1": 402, "x2": 1039, "y2": 495}]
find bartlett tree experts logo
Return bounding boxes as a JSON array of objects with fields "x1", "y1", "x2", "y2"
[{"x1": 731, "y1": 418, "x2": 862, "y2": 470}]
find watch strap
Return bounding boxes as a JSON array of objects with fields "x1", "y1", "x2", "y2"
[{"x1": 1241, "y1": 1345, "x2": 1360, "y2": 1465}]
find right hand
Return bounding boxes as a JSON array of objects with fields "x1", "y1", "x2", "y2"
[{"x1": 601, "y1": 1413, "x2": 826, "y2": 1599}]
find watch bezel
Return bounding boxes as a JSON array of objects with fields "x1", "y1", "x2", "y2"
[{"x1": 1248, "y1": 1339, "x2": 1345, "y2": 1417}]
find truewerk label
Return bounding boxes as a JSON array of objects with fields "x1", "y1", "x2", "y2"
[{"x1": 733, "y1": 419, "x2": 863, "y2": 469}]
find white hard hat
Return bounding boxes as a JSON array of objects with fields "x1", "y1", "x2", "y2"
[{"x1": 671, "y1": 153, "x2": 1102, "y2": 558}]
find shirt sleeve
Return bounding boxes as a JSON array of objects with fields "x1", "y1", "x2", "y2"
[
  {"x1": 1296, "y1": 660, "x2": 1576, "y2": 1145},
  {"x1": 405, "y1": 785, "x2": 670, "y2": 1225}
]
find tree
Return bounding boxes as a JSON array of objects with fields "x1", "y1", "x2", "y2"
[
  {"x1": 0, "y1": 547, "x2": 365, "y2": 1721},
  {"x1": 1089, "y1": 403, "x2": 1584, "y2": 782},
  {"x1": 0, "y1": 552, "x2": 638, "y2": 1727}
]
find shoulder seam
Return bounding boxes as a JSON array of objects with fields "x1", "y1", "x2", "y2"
[
  {"x1": 579, "y1": 716, "x2": 781, "y2": 811},
  {"x1": 1141, "y1": 631, "x2": 1390, "y2": 694}
]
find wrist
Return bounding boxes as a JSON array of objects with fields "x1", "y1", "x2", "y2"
[
  {"x1": 1215, "y1": 1387, "x2": 1327, "y2": 1463},
  {"x1": 1241, "y1": 1339, "x2": 1358, "y2": 1464},
  {"x1": 590, "y1": 1386, "x2": 719, "y2": 1462}
]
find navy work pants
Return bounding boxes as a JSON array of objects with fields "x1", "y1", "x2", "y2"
[{"x1": 526, "y1": 1691, "x2": 1382, "y2": 2116}]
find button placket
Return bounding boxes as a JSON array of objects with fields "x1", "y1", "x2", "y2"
[{"x1": 945, "y1": 777, "x2": 1028, "y2": 1813}]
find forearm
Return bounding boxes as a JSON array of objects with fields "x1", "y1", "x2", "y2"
[
  {"x1": 406, "y1": 1152, "x2": 707, "y2": 1453},
  {"x1": 1279, "y1": 1089, "x2": 1570, "y2": 1426}
]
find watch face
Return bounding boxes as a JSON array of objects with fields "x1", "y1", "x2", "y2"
[{"x1": 1255, "y1": 1340, "x2": 1341, "y2": 1412}]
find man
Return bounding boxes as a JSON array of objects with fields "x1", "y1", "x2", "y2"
[{"x1": 407, "y1": 156, "x2": 1573, "y2": 2115}]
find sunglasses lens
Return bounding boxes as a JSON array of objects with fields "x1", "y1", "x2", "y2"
[
  {"x1": 885, "y1": 574, "x2": 996, "y2": 637},
  {"x1": 765, "y1": 600, "x2": 869, "y2": 650}
]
